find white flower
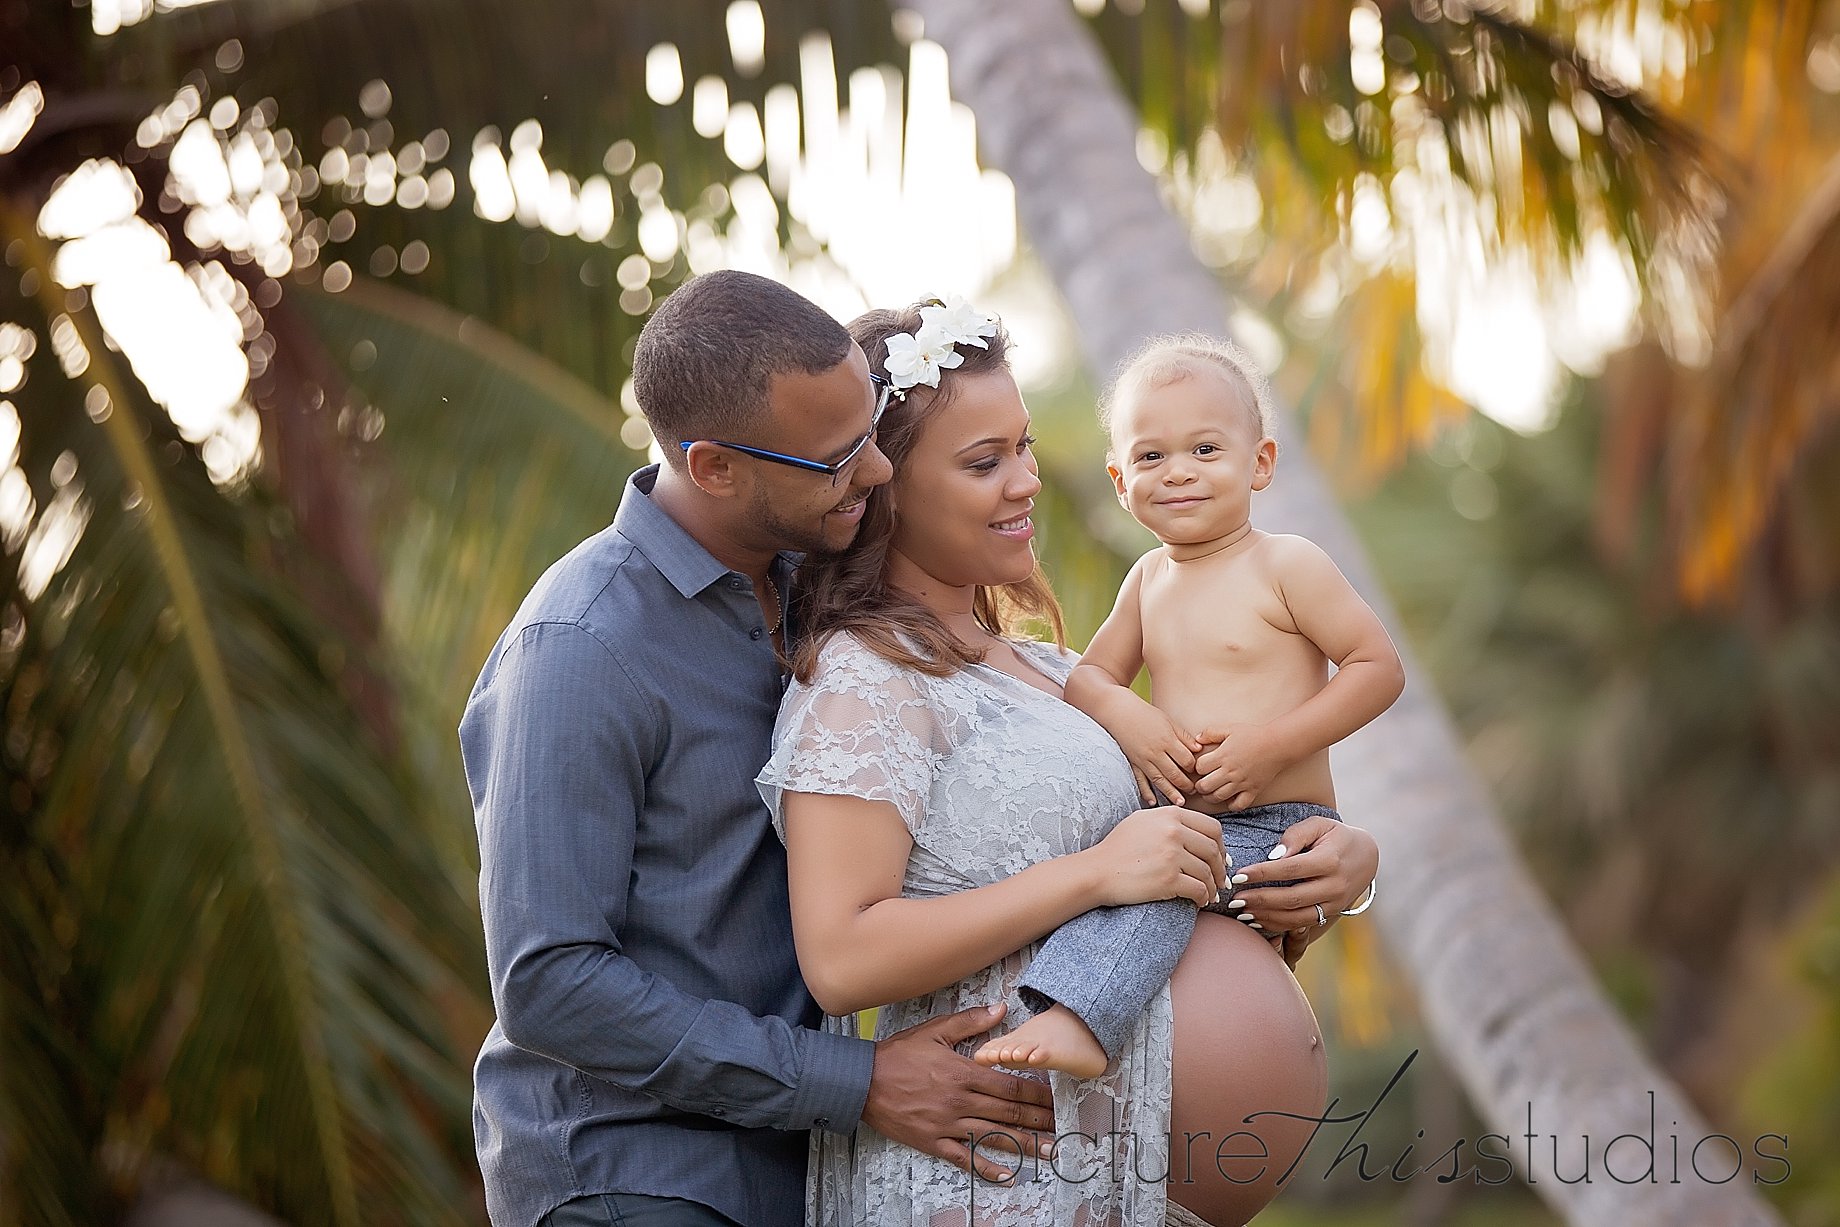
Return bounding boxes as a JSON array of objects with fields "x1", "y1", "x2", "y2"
[
  {"x1": 883, "y1": 326, "x2": 964, "y2": 392},
  {"x1": 919, "y1": 295, "x2": 1000, "y2": 349}
]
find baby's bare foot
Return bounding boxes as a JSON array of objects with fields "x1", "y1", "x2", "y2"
[{"x1": 972, "y1": 1005, "x2": 1109, "y2": 1079}]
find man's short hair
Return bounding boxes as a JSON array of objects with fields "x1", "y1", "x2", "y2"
[{"x1": 633, "y1": 270, "x2": 853, "y2": 463}]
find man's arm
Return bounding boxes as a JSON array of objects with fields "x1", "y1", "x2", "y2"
[{"x1": 461, "y1": 620, "x2": 871, "y2": 1132}]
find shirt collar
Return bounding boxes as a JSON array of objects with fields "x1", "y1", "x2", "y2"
[{"x1": 613, "y1": 465, "x2": 797, "y2": 598}]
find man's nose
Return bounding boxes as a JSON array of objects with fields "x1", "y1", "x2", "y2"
[{"x1": 858, "y1": 438, "x2": 895, "y2": 487}]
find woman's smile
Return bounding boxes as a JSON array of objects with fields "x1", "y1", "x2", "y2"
[{"x1": 992, "y1": 509, "x2": 1034, "y2": 541}]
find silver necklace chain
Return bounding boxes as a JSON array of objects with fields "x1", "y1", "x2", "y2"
[{"x1": 760, "y1": 572, "x2": 783, "y2": 637}]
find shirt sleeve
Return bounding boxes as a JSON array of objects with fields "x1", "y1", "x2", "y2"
[
  {"x1": 461, "y1": 619, "x2": 873, "y2": 1133},
  {"x1": 756, "y1": 632, "x2": 951, "y2": 842}
]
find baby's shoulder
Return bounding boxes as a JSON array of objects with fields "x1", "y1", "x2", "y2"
[
  {"x1": 1130, "y1": 545, "x2": 1175, "y2": 581},
  {"x1": 1247, "y1": 531, "x2": 1334, "y2": 575}
]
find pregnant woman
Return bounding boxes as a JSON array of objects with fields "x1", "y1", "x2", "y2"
[{"x1": 758, "y1": 302, "x2": 1379, "y2": 1226}]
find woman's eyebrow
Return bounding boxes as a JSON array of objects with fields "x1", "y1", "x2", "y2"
[{"x1": 954, "y1": 424, "x2": 1031, "y2": 456}]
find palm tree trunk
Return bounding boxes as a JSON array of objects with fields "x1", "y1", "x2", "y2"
[{"x1": 904, "y1": 2, "x2": 1786, "y2": 1223}]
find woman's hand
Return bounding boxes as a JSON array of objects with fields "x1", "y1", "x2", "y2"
[
  {"x1": 1083, "y1": 805, "x2": 1230, "y2": 908},
  {"x1": 1227, "y1": 817, "x2": 1377, "y2": 967}
]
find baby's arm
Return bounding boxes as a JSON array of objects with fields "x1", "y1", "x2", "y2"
[
  {"x1": 1195, "y1": 536, "x2": 1406, "y2": 808},
  {"x1": 1065, "y1": 555, "x2": 1201, "y2": 806}
]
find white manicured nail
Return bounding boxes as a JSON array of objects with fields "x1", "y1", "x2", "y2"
[
  {"x1": 1231, "y1": 873, "x2": 1248, "y2": 885},
  {"x1": 1227, "y1": 899, "x2": 1246, "y2": 910},
  {"x1": 1248, "y1": 922, "x2": 1264, "y2": 930},
  {"x1": 1267, "y1": 844, "x2": 1288, "y2": 859}
]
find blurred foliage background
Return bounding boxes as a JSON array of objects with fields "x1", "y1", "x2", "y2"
[{"x1": 2, "y1": 0, "x2": 1838, "y2": 1224}]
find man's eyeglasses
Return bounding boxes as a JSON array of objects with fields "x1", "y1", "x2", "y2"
[{"x1": 678, "y1": 373, "x2": 896, "y2": 487}]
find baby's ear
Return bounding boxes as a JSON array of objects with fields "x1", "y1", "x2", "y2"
[
  {"x1": 1250, "y1": 437, "x2": 1279, "y2": 491},
  {"x1": 1105, "y1": 459, "x2": 1127, "y2": 501}
]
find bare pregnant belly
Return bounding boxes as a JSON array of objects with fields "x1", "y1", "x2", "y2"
[{"x1": 1167, "y1": 912, "x2": 1329, "y2": 1226}]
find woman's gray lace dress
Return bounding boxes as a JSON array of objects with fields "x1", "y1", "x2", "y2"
[{"x1": 758, "y1": 632, "x2": 1174, "y2": 1227}]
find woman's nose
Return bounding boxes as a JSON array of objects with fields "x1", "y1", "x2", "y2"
[{"x1": 1010, "y1": 463, "x2": 1043, "y2": 499}]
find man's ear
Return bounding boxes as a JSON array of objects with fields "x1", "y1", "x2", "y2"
[
  {"x1": 683, "y1": 442, "x2": 746, "y2": 499},
  {"x1": 1250, "y1": 437, "x2": 1278, "y2": 492}
]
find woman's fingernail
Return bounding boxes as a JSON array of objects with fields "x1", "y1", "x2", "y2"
[
  {"x1": 1249, "y1": 922, "x2": 1264, "y2": 930},
  {"x1": 1231, "y1": 873, "x2": 1248, "y2": 885},
  {"x1": 1212, "y1": 891, "x2": 1221, "y2": 904},
  {"x1": 1227, "y1": 899, "x2": 1246, "y2": 910},
  {"x1": 1267, "y1": 844, "x2": 1288, "y2": 859}
]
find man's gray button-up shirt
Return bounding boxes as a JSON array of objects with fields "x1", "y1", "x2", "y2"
[{"x1": 461, "y1": 465, "x2": 874, "y2": 1227}]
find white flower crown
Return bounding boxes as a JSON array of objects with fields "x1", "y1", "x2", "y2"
[{"x1": 881, "y1": 295, "x2": 1001, "y2": 397}]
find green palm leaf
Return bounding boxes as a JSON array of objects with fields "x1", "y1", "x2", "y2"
[
  {"x1": 293, "y1": 275, "x2": 649, "y2": 876},
  {"x1": 0, "y1": 218, "x2": 479, "y2": 1225}
]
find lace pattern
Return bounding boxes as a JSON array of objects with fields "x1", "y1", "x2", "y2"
[{"x1": 759, "y1": 632, "x2": 1174, "y2": 1227}]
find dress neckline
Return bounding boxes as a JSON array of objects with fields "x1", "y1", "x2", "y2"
[{"x1": 966, "y1": 638, "x2": 1071, "y2": 700}]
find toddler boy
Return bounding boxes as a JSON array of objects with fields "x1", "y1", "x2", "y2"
[{"x1": 976, "y1": 335, "x2": 1404, "y2": 1078}]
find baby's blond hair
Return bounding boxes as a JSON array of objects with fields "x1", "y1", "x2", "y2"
[{"x1": 1100, "y1": 333, "x2": 1276, "y2": 448}]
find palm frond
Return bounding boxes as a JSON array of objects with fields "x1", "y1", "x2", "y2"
[
  {"x1": 294, "y1": 275, "x2": 647, "y2": 877},
  {"x1": 1097, "y1": 0, "x2": 1714, "y2": 285},
  {"x1": 1668, "y1": 148, "x2": 1840, "y2": 604},
  {"x1": 1520, "y1": 0, "x2": 1827, "y2": 157},
  {"x1": 0, "y1": 215, "x2": 480, "y2": 1225}
]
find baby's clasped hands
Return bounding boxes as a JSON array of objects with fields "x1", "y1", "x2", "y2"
[{"x1": 1192, "y1": 722, "x2": 1293, "y2": 811}]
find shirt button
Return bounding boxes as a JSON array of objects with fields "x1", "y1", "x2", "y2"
[
  {"x1": 750, "y1": 628, "x2": 763, "y2": 640},
  {"x1": 729, "y1": 576, "x2": 746, "y2": 590},
  {"x1": 815, "y1": 1117, "x2": 830, "y2": 1129}
]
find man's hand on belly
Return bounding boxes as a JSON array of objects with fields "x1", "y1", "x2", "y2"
[{"x1": 861, "y1": 1001, "x2": 1056, "y2": 1185}]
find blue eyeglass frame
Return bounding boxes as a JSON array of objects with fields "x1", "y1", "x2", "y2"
[{"x1": 679, "y1": 374, "x2": 897, "y2": 486}]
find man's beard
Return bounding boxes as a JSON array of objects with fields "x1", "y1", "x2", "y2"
[{"x1": 751, "y1": 489, "x2": 856, "y2": 557}]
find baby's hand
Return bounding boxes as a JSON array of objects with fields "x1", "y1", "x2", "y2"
[
  {"x1": 1096, "y1": 694, "x2": 1202, "y2": 807},
  {"x1": 1192, "y1": 723, "x2": 1291, "y2": 810}
]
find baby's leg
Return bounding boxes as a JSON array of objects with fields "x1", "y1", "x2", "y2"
[{"x1": 979, "y1": 898, "x2": 1197, "y2": 1078}]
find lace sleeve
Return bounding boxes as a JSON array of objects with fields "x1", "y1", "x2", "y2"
[{"x1": 757, "y1": 633, "x2": 951, "y2": 841}]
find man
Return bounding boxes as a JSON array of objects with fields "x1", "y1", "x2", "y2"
[{"x1": 460, "y1": 271, "x2": 1056, "y2": 1227}]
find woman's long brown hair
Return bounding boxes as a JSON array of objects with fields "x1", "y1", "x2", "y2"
[{"x1": 789, "y1": 303, "x2": 1066, "y2": 683}]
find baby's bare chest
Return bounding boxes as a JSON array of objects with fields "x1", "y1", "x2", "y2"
[{"x1": 1140, "y1": 558, "x2": 1307, "y2": 675}]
